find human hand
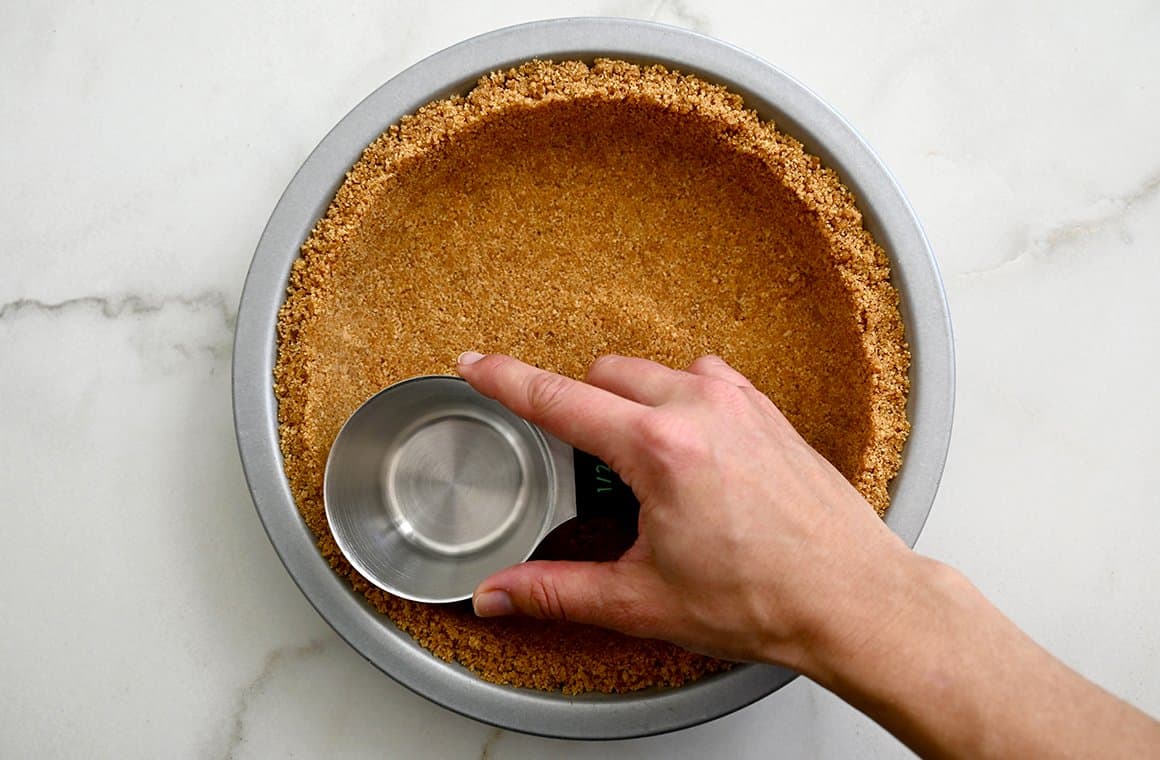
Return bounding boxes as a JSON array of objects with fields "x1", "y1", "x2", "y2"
[
  {"x1": 456, "y1": 351, "x2": 915, "y2": 669},
  {"x1": 457, "y1": 352, "x2": 1160, "y2": 757}
]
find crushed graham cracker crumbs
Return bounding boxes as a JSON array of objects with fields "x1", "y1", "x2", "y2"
[{"x1": 274, "y1": 59, "x2": 910, "y2": 694}]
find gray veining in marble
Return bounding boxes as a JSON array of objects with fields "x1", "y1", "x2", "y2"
[{"x1": 221, "y1": 640, "x2": 327, "y2": 760}]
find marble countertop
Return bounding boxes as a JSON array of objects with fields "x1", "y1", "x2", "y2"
[{"x1": 3, "y1": 1, "x2": 1158, "y2": 757}]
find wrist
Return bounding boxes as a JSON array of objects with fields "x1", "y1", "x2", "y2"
[
  {"x1": 794, "y1": 547, "x2": 995, "y2": 756},
  {"x1": 766, "y1": 535, "x2": 1160, "y2": 759},
  {"x1": 791, "y1": 539, "x2": 958, "y2": 686}
]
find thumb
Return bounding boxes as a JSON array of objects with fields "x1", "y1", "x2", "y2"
[{"x1": 472, "y1": 559, "x2": 646, "y2": 631}]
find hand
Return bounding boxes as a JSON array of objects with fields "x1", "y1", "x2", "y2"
[
  {"x1": 456, "y1": 351, "x2": 912, "y2": 668},
  {"x1": 457, "y1": 352, "x2": 1160, "y2": 758}
]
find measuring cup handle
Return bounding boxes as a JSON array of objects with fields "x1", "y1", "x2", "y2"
[{"x1": 571, "y1": 449, "x2": 640, "y2": 521}]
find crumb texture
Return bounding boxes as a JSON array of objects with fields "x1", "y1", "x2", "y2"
[{"x1": 274, "y1": 59, "x2": 910, "y2": 693}]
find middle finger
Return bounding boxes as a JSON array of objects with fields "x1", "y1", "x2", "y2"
[{"x1": 585, "y1": 354, "x2": 686, "y2": 406}]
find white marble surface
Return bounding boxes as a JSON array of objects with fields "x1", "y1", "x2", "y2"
[{"x1": 3, "y1": 1, "x2": 1158, "y2": 757}]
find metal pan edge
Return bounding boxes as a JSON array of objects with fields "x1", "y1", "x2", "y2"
[{"x1": 232, "y1": 16, "x2": 955, "y2": 740}]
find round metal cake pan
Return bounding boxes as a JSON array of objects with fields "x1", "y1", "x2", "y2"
[{"x1": 232, "y1": 17, "x2": 955, "y2": 740}]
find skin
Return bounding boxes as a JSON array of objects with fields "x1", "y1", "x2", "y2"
[{"x1": 456, "y1": 351, "x2": 1160, "y2": 759}]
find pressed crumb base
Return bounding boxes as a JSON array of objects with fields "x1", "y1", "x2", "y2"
[{"x1": 274, "y1": 59, "x2": 910, "y2": 694}]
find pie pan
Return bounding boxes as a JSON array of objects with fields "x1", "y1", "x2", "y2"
[{"x1": 232, "y1": 17, "x2": 955, "y2": 739}]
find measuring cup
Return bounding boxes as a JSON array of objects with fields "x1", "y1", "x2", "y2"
[{"x1": 323, "y1": 375, "x2": 639, "y2": 603}]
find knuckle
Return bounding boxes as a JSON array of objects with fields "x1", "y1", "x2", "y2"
[
  {"x1": 480, "y1": 352, "x2": 515, "y2": 377},
  {"x1": 524, "y1": 372, "x2": 572, "y2": 419},
  {"x1": 526, "y1": 575, "x2": 568, "y2": 621},
  {"x1": 696, "y1": 376, "x2": 746, "y2": 407},
  {"x1": 635, "y1": 411, "x2": 708, "y2": 467},
  {"x1": 687, "y1": 353, "x2": 724, "y2": 373}
]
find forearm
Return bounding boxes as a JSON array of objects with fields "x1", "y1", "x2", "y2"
[{"x1": 797, "y1": 551, "x2": 1160, "y2": 759}]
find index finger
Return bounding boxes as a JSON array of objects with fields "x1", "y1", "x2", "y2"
[{"x1": 456, "y1": 352, "x2": 644, "y2": 463}]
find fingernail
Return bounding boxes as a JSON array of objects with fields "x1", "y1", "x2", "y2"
[
  {"x1": 457, "y1": 351, "x2": 485, "y2": 366},
  {"x1": 473, "y1": 589, "x2": 515, "y2": 617}
]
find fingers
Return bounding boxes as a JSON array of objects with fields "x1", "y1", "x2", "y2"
[
  {"x1": 585, "y1": 354, "x2": 756, "y2": 405},
  {"x1": 457, "y1": 352, "x2": 645, "y2": 462},
  {"x1": 472, "y1": 559, "x2": 651, "y2": 633},
  {"x1": 686, "y1": 354, "x2": 755, "y2": 388},
  {"x1": 584, "y1": 354, "x2": 684, "y2": 406}
]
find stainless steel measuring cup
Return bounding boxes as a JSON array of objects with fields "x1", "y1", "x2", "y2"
[{"x1": 323, "y1": 375, "x2": 639, "y2": 603}]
